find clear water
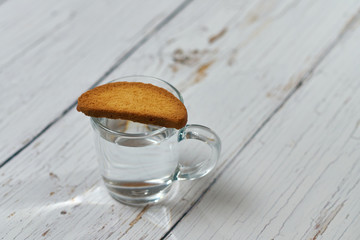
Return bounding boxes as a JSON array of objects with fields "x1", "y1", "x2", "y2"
[{"x1": 92, "y1": 119, "x2": 179, "y2": 205}]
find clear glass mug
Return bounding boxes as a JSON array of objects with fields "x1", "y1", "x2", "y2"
[{"x1": 90, "y1": 76, "x2": 221, "y2": 206}]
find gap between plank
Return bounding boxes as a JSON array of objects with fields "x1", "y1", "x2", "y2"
[
  {"x1": 160, "y1": 9, "x2": 360, "y2": 240},
  {"x1": 0, "y1": 0, "x2": 194, "y2": 169}
]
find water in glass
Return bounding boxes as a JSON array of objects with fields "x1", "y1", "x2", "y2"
[{"x1": 92, "y1": 118, "x2": 179, "y2": 205}]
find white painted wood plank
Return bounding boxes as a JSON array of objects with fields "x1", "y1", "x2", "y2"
[
  {"x1": 0, "y1": 0, "x2": 186, "y2": 164},
  {"x1": 1, "y1": 0, "x2": 360, "y2": 239},
  {"x1": 0, "y1": 0, "x2": 79, "y2": 68},
  {"x1": 168, "y1": 12, "x2": 360, "y2": 240},
  {"x1": 100, "y1": 1, "x2": 360, "y2": 238}
]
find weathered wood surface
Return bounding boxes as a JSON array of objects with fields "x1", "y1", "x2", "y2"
[
  {"x1": 0, "y1": 0, "x2": 186, "y2": 165},
  {"x1": 167, "y1": 10, "x2": 360, "y2": 240},
  {"x1": 1, "y1": 0, "x2": 360, "y2": 239}
]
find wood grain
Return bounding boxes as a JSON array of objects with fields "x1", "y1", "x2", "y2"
[
  {"x1": 1, "y1": 0, "x2": 360, "y2": 239},
  {"x1": 167, "y1": 10, "x2": 360, "y2": 240},
  {"x1": 0, "y1": 0, "x2": 187, "y2": 165}
]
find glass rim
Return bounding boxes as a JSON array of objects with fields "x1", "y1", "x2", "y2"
[{"x1": 90, "y1": 75, "x2": 183, "y2": 137}]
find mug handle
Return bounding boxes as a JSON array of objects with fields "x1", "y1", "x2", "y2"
[{"x1": 175, "y1": 124, "x2": 221, "y2": 180}]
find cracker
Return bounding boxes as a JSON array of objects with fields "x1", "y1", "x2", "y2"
[{"x1": 77, "y1": 82, "x2": 187, "y2": 129}]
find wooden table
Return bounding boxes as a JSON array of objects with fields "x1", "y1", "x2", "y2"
[{"x1": 1, "y1": 0, "x2": 360, "y2": 239}]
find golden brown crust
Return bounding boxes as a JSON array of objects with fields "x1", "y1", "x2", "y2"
[{"x1": 77, "y1": 82, "x2": 187, "y2": 129}]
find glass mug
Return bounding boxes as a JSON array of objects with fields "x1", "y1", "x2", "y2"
[{"x1": 90, "y1": 76, "x2": 221, "y2": 206}]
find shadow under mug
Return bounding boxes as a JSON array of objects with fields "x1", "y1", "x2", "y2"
[{"x1": 90, "y1": 76, "x2": 221, "y2": 206}]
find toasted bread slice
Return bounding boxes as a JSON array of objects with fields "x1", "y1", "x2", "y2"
[{"x1": 77, "y1": 82, "x2": 187, "y2": 129}]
